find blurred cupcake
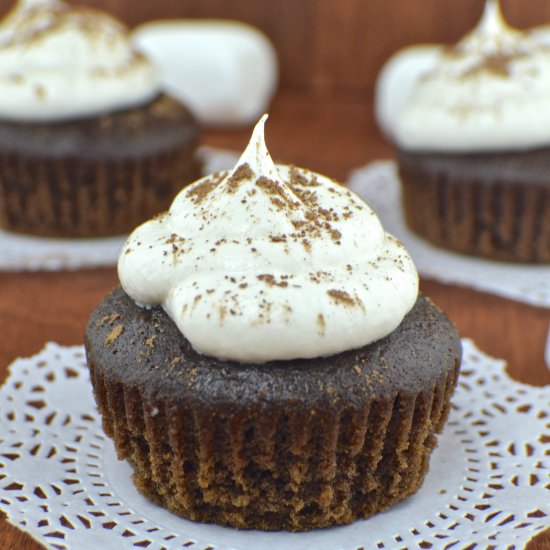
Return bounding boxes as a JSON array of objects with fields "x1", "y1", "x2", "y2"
[
  {"x1": 390, "y1": 0, "x2": 550, "y2": 263},
  {"x1": 0, "y1": 0, "x2": 200, "y2": 238}
]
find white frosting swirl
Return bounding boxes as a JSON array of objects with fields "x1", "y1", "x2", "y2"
[
  {"x1": 394, "y1": 0, "x2": 550, "y2": 152},
  {"x1": 0, "y1": 0, "x2": 160, "y2": 122},
  {"x1": 118, "y1": 115, "x2": 418, "y2": 363}
]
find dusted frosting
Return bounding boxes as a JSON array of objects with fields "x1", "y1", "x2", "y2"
[
  {"x1": 394, "y1": 0, "x2": 550, "y2": 152},
  {"x1": 0, "y1": 0, "x2": 160, "y2": 122},
  {"x1": 118, "y1": 115, "x2": 418, "y2": 363},
  {"x1": 375, "y1": 44, "x2": 441, "y2": 140}
]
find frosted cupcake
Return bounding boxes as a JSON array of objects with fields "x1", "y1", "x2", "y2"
[
  {"x1": 392, "y1": 0, "x2": 550, "y2": 263},
  {"x1": 0, "y1": 0, "x2": 200, "y2": 237},
  {"x1": 85, "y1": 116, "x2": 462, "y2": 531}
]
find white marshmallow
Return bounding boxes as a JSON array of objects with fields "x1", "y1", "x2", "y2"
[{"x1": 132, "y1": 20, "x2": 278, "y2": 126}]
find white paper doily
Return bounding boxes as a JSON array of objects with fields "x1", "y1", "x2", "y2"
[
  {"x1": 348, "y1": 160, "x2": 550, "y2": 309},
  {"x1": 0, "y1": 147, "x2": 239, "y2": 272},
  {"x1": 0, "y1": 341, "x2": 548, "y2": 549}
]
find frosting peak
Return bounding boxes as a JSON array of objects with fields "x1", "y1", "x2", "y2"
[
  {"x1": 475, "y1": 0, "x2": 507, "y2": 37},
  {"x1": 394, "y1": 0, "x2": 550, "y2": 152},
  {"x1": 0, "y1": 0, "x2": 160, "y2": 122},
  {"x1": 239, "y1": 114, "x2": 279, "y2": 178},
  {"x1": 118, "y1": 116, "x2": 418, "y2": 363},
  {"x1": 450, "y1": 0, "x2": 526, "y2": 62}
]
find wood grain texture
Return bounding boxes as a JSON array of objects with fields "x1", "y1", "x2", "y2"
[
  {"x1": 1, "y1": 0, "x2": 549, "y2": 546},
  {"x1": 0, "y1": 91, "x2": 549, "y2": 548}
]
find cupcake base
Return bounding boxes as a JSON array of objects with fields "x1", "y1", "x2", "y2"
[
  {"x1": 0, "y1": 151, "x2": 201, "y2": 238},
  {"x1": 85, "y1": 288, "x2": 461, "y2": 531},
  {"x1": 0, "y1": 95, "x2": 201, "y2": 238},
  {"x1": 398, "y1": 148, "x2": 550, "y2": 263}
]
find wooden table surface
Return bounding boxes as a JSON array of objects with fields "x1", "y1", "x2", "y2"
[{"x1": 0, "y1": 91, "x2": 548, "y2": 549}]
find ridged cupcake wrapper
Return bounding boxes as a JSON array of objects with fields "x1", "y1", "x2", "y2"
[
  {"x1": 0, "y1": 150, "x2": 201, "y2": 238},
  {"x1": 400, "y1": 167, "x2": 550, "y2": 263},
  {"x1": 89, "y1": 360, "x2": 459, "y2": 531}
]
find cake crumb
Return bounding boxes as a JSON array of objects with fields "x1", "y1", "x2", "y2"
[
  {"x1": 145, "y1": 335, "x2": 156, "y2": 348},
  {"x1": 188, "y1": 368, "x2": 198, "y2": 387},
  {"x1": 96, "y1": 313, "x2": 121, "y2": 327},
  {"x1": 105, "y1": 325, "x2": 123, "y2": 346}
]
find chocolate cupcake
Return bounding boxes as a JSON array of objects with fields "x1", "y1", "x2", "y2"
[
  {"x1": 0, "y1": 0, "x2": 200, "y2": 237},
  {"x1": 389, "y1": 0, "x2": 550, "y2": 263},
  {"x1": 85, "y1": 116, "x2": 462, "y2": 530}
]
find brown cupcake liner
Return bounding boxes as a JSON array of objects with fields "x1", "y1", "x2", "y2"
[
  {"x1": 89, "y1": 359, "x2": 459, "y2": 531},
  {"x1": 399, "y1": 165, "x2": 550, "y2": 263},
  {"x1": 0, "y1": 149, "x2": 201, "y2": 238}
]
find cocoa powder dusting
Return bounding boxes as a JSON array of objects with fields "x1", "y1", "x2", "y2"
[
  {"x1": 7, "y1": 73, "x2": 24, "y2": 84},
  {"x1": 289, "y1": 166, "x2": 320, "y2": 188},
  {"x1": 152, "y1": 211, "x2": 168, "y2": 221},
  {"x1": 330, "y1": 229, "x2": 342, "y2": 241},
  {"x1": 2, "y1": 4, "x2": 115, "y2": 50},
  {"x1": 256, "y1": 176, "x2": 300, "y2": 210},
  {"x1": 257, "y1": 274, "x2": 288, "y2": 288},
  {"x1": 317, "y1": 313, "x2": 326, "y2": 335},
  {"x1": 270, "y1": 197, "x2": 287, "y2": 210},
  {"x1": 327, "y1": 289, "x2": 356, "y2": 307},
  {"x1": 460, "y1": 51, "x2": 526, "y2": 79},
  {"x1": 186, "y1": 178, "x2": 219, "y2": 204},
  {"x1": 226, "y1": 163, "x2": 255, "y2": 193},
  {"x1": 273, "y1": 169, "x2": 345, "y2": 246},
  {"x1": 34, "y1": 84, "x2": 46, "y2": 100}
]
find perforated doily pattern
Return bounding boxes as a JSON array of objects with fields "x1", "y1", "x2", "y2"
[
  {"x1": 347, "y1": 160, "x2": 550, "y2": 309},
  {"x1": 0, "y1": 341, "x2": 548, "y2": 549}
]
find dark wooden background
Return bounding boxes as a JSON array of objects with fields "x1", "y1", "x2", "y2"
[{"x1": 0, "y1": 0, "x2": 549, "y2": 548}]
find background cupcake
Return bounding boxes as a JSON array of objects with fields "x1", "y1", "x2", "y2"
[
  {"x1": 388, "y1": 0, "x2": 550, "y2": 263},
  {"x1": 85, "y1": 116, "x2": 462, "y2": 531},
  {"x1": 0, "y1": 0, "x2": 200, "y2": 238}
]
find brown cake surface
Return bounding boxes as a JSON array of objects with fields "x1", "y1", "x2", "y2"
[
  {"x1": 398, "y1": 148, "x2": 550, "y2": 263},
  {"x1": 0, "y1": 94, "x2": 201, "y2": 237},
  {"x1": 85, "y1": 287, "x2": 461, "y2": 531}
]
